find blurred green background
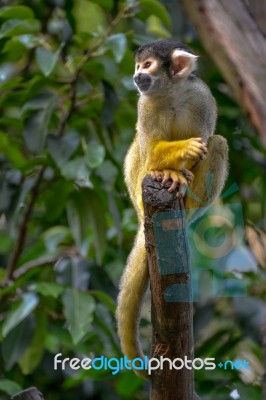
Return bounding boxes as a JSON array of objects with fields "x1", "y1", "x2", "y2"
[{"x1": 0, "y1": 0, "x2": 265, "y2": 399}]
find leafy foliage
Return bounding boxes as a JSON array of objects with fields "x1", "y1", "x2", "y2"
[{"x1": 0, "y1": 0, "x2": 265, "y2": 399}]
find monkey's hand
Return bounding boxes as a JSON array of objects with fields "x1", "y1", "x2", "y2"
[
  {"x1": 179, "y1": 138, "x2": 207, "y2": 161},
  {"x1": 150, "y1": 168, "x2": 194, "y2": 198}
]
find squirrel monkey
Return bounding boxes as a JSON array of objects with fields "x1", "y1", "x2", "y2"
[{"x1": 116, "y1": 40, "x2": 228, "y2": 378}]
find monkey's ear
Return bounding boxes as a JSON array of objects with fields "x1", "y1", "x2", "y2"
[{"x1": 171, "y1": 49, "x2": 198, "y2": 77}]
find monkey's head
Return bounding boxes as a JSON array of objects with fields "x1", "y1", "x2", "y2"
[{"x1": 133, "y1": 39, "x2": 197, "y2": 95}]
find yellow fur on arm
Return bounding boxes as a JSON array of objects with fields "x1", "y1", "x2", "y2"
[{"x1": 147, "y1": 140, "x2": 189, "y2": 170}]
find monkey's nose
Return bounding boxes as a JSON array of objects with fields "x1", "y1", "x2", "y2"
[
  {"x1": 134, "y1": 73, "x2": 143, "y2": 84},
  {"x1": 133, "y1": 73, "x2": 152, "y2": 92}
]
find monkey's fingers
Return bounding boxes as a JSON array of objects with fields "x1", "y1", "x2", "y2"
[
  {"x1": 189, "y1": 137, "x2": 207, "y2": 146},
  {"x1": 189, "y1": 138, "x2": 207, "y2": 149},
  {"x1": 180, "y1": 139, "x2": 208, "y2": 161},
  {"x1": 189, "y1": 142, "x2": 208, "y2": 153},
  {"x1": 187, "y1": 146, "x2": 207, "y2": 160},
  {"x1": 187, "y1": 150, "x2": 203, "y2": 159}
]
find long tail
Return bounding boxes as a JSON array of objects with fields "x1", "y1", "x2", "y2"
[{"x1": 116, "y1": 225, "x2": 149, "y2": 378}]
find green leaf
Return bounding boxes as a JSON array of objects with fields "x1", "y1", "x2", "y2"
[
  {"x1": 66, "y1": 189, "x2": 107, "y2": 262},
  {"x1": 66, "y1": 190, "x2": 90, "y2": 253},
  {"x1": 73, "y1": 0, "x2": 107, "y2": 34},
  {"x1": 23, "y1": 92, "x2": 57, "y2": 112},
  {"x1": 18, "y1": 312, "x2": 47, "y2": 374},
  {"x1": 62, "y1": 288, "x2": 96, "y2": 344},
  {"x1": 147, "y1": 15, "x2": 171, "y2": 38},
  {"x1": 18, "y1": 34, "x2": 43, "y2": 49},
  {"x1": 106, "y1": 34, "x2": 127, "y2": 63},
  {"x1": 138, "y1": 0, "x2": 171, "y2": 28},
  {"x1": 0, "y1": 19, "x2": 41, "y2": 39},
  {"x1": 47, "y1": 132, "x2": 80, "y2": 167},
  {"x1": 23, "y1": 93, "x2": 57, "y2": 154},
  {"x1": 2, "y1": 39, "x2": 26, "y2": 61},
  {"x1": 0, "y1": 268, "x2": 6, "y2": 282},
  {"x1": 43, "y1": 182, "x2": 74, "y2": 222},
  {"x1": 0, "y1": 232, "x2": 13, "y2": 253},
  {"x1": 61, "y1": 157, "x2": 91, "y2": 183},
  {"x1": 86, "y1": 143, "x2": 105, "y2": 168},
  {"x1": 84, "y1": 59, "x2": 105, "y2": 79},
  {"x1": 90, "y1": 290, "x2": 116, "y2": 313},
  {"x1": 35, "y1": 44, "x2": 63, "y2": 77},
  {"x1": 29, "y1": 282, "x2": 64, "y2": 298},
  {"x1": 42, "y1": 225, "x2": 71, "y2": 252},
  {"x1": 2, "y1": 315, "x2": 35, "y2": 370},
  {"x1": 2, "y1": 293, "x2": 39, "y2": 337},
  {"x1": 89, "y1": 0, "x2": 113, "y2": 11},
  {"x1": 0, "y1": 63, "x2": 15, "y2": 85},
  {"x1": 116, "y1": 371, "x2": 143, "y2": 396},
  {"x1": 0, "y1": 132, "x2": 26, "y2": 169},
  {"x1": 0, "y1": 6, "x2": 34, "y2": 20},
  {"x1": 55, "y1": 256, "x2": 91, "y2": 289},
  {"x1": 0, "y1": 379, "x2": 22, "y2": 396},
  {"x1": 102, "y1": 80, "x2": 119, "y2": 125},
  {"x1": 87, "y1": 191, "x2": 107, "y2": 264},
  {"x1": 0, "y1": 73, "x2": 22, "y2": 88}
]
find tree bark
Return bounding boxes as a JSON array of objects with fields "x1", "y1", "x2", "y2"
[
  {"x1": 247, "y1": 0, "x2": 266, "y2": 36},
  {"x1": 180, "y1": 0, "x2": 266, "y2": 146},
  {"x1": 11, "y1": 388, "x2": 45, "y2": 400},
  {"x1": 262, "y1": 322, "x2": 266, "y2": 400},
  {"x1": 142, "y1": 175, "x2": 198, "y2": 400}
]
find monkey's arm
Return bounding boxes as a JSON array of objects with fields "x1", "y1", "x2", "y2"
[{"x1": 146, "y1": 137, "x2": 207, "y2": 171}]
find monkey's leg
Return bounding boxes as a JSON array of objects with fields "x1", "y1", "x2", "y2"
[
  {"x1": 184, "y1": 135, "x2": 228, "y2": 218},
  {"x1": 116, "y1": 225, "x2": 149, "y2": 379}
]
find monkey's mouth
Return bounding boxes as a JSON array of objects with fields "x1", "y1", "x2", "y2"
[{"x1": 133, "y1": 74, "x2": 152, "y2": 92}]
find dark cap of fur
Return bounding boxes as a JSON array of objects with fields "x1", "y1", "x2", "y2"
[{"x1": 135, "y1": 39, "x2": 194, "y2": 63}]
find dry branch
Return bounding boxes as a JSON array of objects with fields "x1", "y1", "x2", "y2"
[
  {"x1": 6, "y1": 167, "x2": 45, "y2": 280},
  {"x1": 180, "y1": 0, "x2": 266, "y2": 146}
]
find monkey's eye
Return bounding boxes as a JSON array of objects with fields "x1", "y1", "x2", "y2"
[
  {"x1": 136, "y1": 64, "x2": 140, "y2": 70},
  {"x1": 143, "y1": 61, "x2": 152, "y2": 69}
]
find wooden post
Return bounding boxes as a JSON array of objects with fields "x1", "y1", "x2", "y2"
[
  {"x1": 11, "y1": 388, "x2": 45, "y2": 400},
  {"x1": 262, "y1": 322, "x2": 266, "y2": 400},
  {"x1": 142, "y1": 175, "x2": 199, "y2": 400}
]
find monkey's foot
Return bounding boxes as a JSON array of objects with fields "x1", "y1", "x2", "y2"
[{"x1": 150, "y1": 169, "x2": 189, "y2": 198}]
